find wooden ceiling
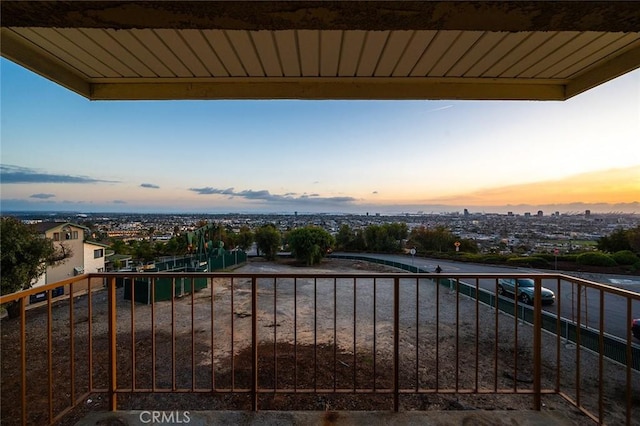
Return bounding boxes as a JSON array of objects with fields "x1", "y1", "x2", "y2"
[{"x1": 2, "y1": 1, "x2": 639, "y2": 101}]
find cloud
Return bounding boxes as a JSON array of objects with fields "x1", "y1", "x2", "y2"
[
  {"x1": 426, "y1": 105, "x2": 453, "y2": 113},
  {"x1": 239, "y1": 189, "x2": 272, "y2": 199},
  {"x1": 112, "y1": 200, "x2": 127, "y2": 204},
  {"x1": 30, "y1": 193, "x2": 55, "y2": 199},
  {"x1": 189, "y1": 187, "x2": 234, "y2": 195},
  {"x1": 325, "y1": 196, "x2": 357, "y2": 202},
  {"x1": 140, "y1": 183, "x2": 160, "y2": 189},
  {"x1": 188, "y1": 186, "x2": 356, "y2": 205},
  {"x1": 299, "y1": 193, "x2": 320, "y2": 199},
  {"x1": 0, "y1": 164, "x2": 116, "y2": 184}
]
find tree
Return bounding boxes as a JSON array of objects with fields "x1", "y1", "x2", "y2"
[
  {"x1": 237, "y1": 225, "x2": 254, "y2": 251},
  {"x1": 352, "y1": 229, "x2": 367, "y2": 251},
  {"x1": 109, "y1": 238, "x2": 130, "y2": 255},
  {"x1": 335, "y1": 224, "x2": 367, "y2": 252},
  {"x1": 254, "y1": 224, "x2": 281, "y2": 260},
  {"x1": 597, "y1": 227, "x2": 632, "y2": 253},
  {"x1": 287, "y1": 226, "x2": 335, "y2": 266},
  {"x1": 629, "y1": 226, "x2": 640, "y2": 254},
  {"x1": 598, "y1": 226, "x2": 639, "y2": 254},
  {"x1": 133, "y1": 240, "x2": 155, "y2": 263},
  {"x1": 164, "y1": 237, "x2": 181, "y2": 256},
  {"x1": 335, "y1": 224, "x2": 355, "y2": 251},
  {"x1": 1, "y1": 217, "x2": 72, "y2": 317},
  {"x1": 407, "y1": 225, "x2": 475, "y2": 254},
  {"x1": 363, "y1": 223, "x2": 406, "y2": 253}
]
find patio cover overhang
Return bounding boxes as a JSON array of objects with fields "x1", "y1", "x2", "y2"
[{"x1": 1, "y1": 1, "x2": 639, "y2": 101}]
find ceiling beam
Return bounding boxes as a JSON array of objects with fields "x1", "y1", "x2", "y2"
[{"x1": 90, "y1": 77, "x2": 566, "y2": 101}]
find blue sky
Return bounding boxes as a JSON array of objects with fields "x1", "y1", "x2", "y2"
[{"x1": 1, "y1": 58, "x2": 639, "y2": 215}]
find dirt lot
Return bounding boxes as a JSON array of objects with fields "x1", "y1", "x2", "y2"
[{"x1": 1, "y1": 258, "x2": 637, "y2": 425}]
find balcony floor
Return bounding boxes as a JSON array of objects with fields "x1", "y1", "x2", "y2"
[{"x1": 76, "y1": 409, "x2": 582, "y2": 425}]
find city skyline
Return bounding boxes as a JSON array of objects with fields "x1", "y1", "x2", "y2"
[{"x1": 1, "y1": 58, "x2": 639, "y2": 215}]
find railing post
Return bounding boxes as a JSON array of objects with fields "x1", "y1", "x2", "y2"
[
  {"x1": 533, "y1": 277, "x2": 542, "y2": 411},
  {"x1": 108, "y1": 277, "x2": 117, "y2": 411},
  {"x1": 20, "y1": 297, "x2": 26, "y2": 426},
  {"x1": 251, "y1": 277, "x2": 258, "y2": 411},
  {"x1": 393, "y1": 277, "x2": 400, "y2": 412}
]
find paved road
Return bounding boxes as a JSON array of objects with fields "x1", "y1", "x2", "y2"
[{"x1": 333, "y1": 252, "x2": 640, "y2": 341}]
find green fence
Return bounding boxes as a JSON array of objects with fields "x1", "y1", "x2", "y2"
[
  {"x1": 123, "y1": 250, "x2": 247, "y2": 304},
  {"x1": 208, "y1": 251, "x2": 247, "y2": 270},
  {"x1": 124, "y1": 270, "x2": 209, "y2": 304}
]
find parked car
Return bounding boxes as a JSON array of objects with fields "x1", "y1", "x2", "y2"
[
  {"x1": 497, "y1": 278, "x2": 555, "y2": 305},
  {"x1": 632, "y1": 319, "x2": 640, "y2": 340}
]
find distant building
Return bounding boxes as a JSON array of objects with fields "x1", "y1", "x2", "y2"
[
  {"x1": 105, "y1": 253, "x2": 133, "y2": 271},
  {"x1": 585, "y1": 210, "x2": 591, "y2": 217},
  {"x1": 106, "y1": 229, "x2": 140, "y2": 239},
  {"x1": 507, "y1": 212, "x2": 514, "y2": 216},
  {"x1": 464, "y1": 209, "x2": 469, "y2": 217},
  {"x1": 537, "y1": 210, "x2": 543, "y2": 217},
  {"x1": 524, "y1": 212, "x2": 531, "y2": 217}
]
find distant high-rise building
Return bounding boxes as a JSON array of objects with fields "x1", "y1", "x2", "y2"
[
  {"x1": 464, "y1": 209, "x2": 469, "y2": 217},
  {"x1": 507, "y1": 212, "x2": 514, "y2": 216},
  {"x1": 555, "y1": 211, "x2": 560, "y2": 217},
  {"x1": 585, "y1": 210, "x2": 591, "y2": 217},
  {"x1": 537, "y1": 210, "x2": 543, "y2": 217},
  {"x1": 524, "y1": 212, "x2": 531, "y2": 217}
]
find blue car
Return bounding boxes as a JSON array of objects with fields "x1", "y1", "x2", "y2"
[{"x1": 497, "y1": 278, "x2": 555, "y2": 305}]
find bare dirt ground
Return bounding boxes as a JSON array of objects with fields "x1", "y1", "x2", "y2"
[{"x1": 2, "y1": 258, "x2": 637, "y2": 425}]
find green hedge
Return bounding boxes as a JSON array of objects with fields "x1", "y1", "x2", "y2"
[
  {"x1": 576, "y1": 252, "x2": 617, "y2": 267},
  {"x1": 535, "y1": 253, "x2": 579, "y2": 262},
  {"x1": 506, "y1": 256, "x2": 550, "y2": 268},
  {"x1": 612, "y1": 250, "x2": 640, "y2": 265}
]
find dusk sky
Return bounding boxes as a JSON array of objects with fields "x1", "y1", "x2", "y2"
[{"x1": 1, "y1": 57, "x2": 639, "y2": 215}]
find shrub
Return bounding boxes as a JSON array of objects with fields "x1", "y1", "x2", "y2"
[
  {"x1": 611, "y1": 250, "x2": 640, "y2": 265},
  {"x1": 506, "y1": 256, "x2": 550, "y2": 268},
  {"x1": 562, "y1": 254, "x2": 579, "y2": 262},
  {"x1": 536, "y1": 253, "x2": 555, "y2": 262},
  {"x1": 458, "y1": 253, "x2": 482, "y2": 263},
  {"x1": 478, "y1": 255, "x2": 507, "y2": 264},
  {"x1": 576, "y1": 252, "x2": 617, "y2": 267},
  {"x1": 536, "y1": 253, "x2": 576, "y2": 262}
]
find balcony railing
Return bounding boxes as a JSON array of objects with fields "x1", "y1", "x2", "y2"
[{"x1": 1, "y1": 265, "x2": 639, "y2": 425}]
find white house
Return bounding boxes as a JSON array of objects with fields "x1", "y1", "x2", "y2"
[
  {"x1": 30, "y1": 222, "x2": 107, "y2": 302},
  {"x1": 83, "y1": 241, "x2": 109, "y2": 275}
]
